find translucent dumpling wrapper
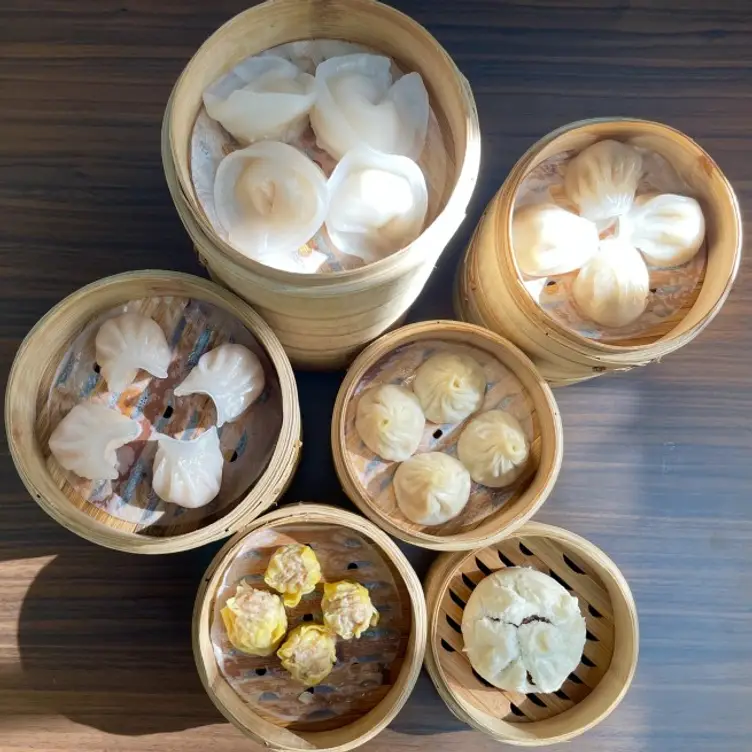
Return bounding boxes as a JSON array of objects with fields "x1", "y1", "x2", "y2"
[
  {"x1": 203, "y1": 55, "x2": 316, "y2": 145},
  {"x1": 174, "y1": 343, "x2": 265, "y2": 427},
  {"x1": 310, "y1": 53, "x2": 429, "y2": 161},
  {"x1": 564, "y1": 140, "x2": 644, "y2": 222},
  {"x1": 412, "y1": 352, "x2": 487, "y2": 424},
  {"x1": 48, "y1": 402, "x2": 141, "y2": 480},
  {"x1": 264, "y1": 544, "x2": 322, "y2": 608},
  {"x1": 457, "y1": 410, "x2": 530, "y2": 488},
  {"x1": 277, "y1": 624, "x2": 337, "y2": 686},
  {"x1": 220, "y1": 582, "x2": 287, "y2": 656},
  {"x1": 394, "y1": 451, "x2": 472, "y2": 526},
  {"x1": 95, "y1": 313, "x2": 172, "y2": 393},
  {"x1": 572, "y1": 238, "x2": 650, "y2": 328},
  {"x1": 461, "y1": 567, "x2": 586, "y2": 694},
  {"x1": 152, "y1": 427, "x2": 223, "y2": 509},
  {"x1": 321, "y1": 581, "x2": 379, "y2": 640},
  {"x1": 616, "y1": 193, "x2": 706, "y2": 268},
  {"x1": 355, "y1": 383, "x2": 425, "y2": 461},
  {"x1": 326, "y1": 146, "x2": 428, "y2": 263},
  {"x1": 214, "y1": 141, "x2": 329, "y2": 273},
  {"x1": 512, "y1": 203, "x2": 599, "y2": 277}
]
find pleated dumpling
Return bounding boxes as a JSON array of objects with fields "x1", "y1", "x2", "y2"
[
  {"x1": 203, "y1": 55, "x2": 316, "y2": 145},
  {"x1": 322, "y1": 581, "x2": 379, "y2": 640},
  {"x1": 152, "y1": 427, "x2": 223, "y2": 508},
  {"x1": 174, "y1": 344, "x2": 265, "y2": 427},
  {"x1": 264, "y1": 544, "x2": 322, "y2": 608},
  {"x1": 48, "y1": 402, "x2": 141, "y2": 480},
  {"x1": 95, "y1": 313, "x2": 172, "y2": 392},
  {"x1": 310, "y1": 53, "x2": 429, "y2": 161},
  {"x1": 220, "y1": 582, "x2": 288, "y2": 656},
  {"x1": 326, "y1": 146, "x2": 428, "y2": 262},
  {"x1": 214, "y1": 141, "x2": 329, "y2": 272},
  {"x1": 564, "y1": 140, "x2": 643, "y2": 222},
  {"x1": 277, "y1": 624, "x2": 337, "y2": 686}
]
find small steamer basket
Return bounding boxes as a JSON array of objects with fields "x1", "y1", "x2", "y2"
[{"x1": 193, "y1": 503, "x2": 426, "y2": 752}]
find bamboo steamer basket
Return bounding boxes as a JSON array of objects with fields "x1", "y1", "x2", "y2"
[
  {"x1": 455, "y1": 118, "x2": 742, "y2": 384},
  {"x1": 193, "y1": 503, "x2": 426, "y2": 752},
  {"x1": 331, "y1": 321, "x2": 563, "y2": 551},
  {"x1": 162, "y1": 0, "x2": 481, "y2": 370},
  {"x1": 5, "y1": 271, "x2": 301, "y2": 554},
  {"x1": 424, "y1": 522, "x2": 639, "y2": 746}
]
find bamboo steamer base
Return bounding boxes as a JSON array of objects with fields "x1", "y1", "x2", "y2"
[
  {"x1": 5, "y1": 271, "x2": 301, "y2": 554},
  {"x1": 424, "y1": 522, "x2": 639, "y2": 746},
  {"x1": 194, "y1": 504, "x2": 426, "y2": 752},
  {"x1": 332, "y1": 321, "x2": 563, "y2": 550}
]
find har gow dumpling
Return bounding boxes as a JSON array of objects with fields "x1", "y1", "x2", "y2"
[
  {"x1": 152, "y1": 427, "x2": 223, "y2": 509},
  {"x1": 512, "y1": 203, "x2": 599, "y2": 277},
  {"x1": 394, "y1": 451, "x2": 471, "y2": 525},
  {"x1": 564, "y1": 140, "x2": 643, "y2": 222},
  {"x1": 355, "y1": 384, "x2": 425, "y2": 461},
  {"x1": 174, "y1": 344, "x2": 265, "y2": 427},
  {"x1": 617, "y1": 193, "x2": 705, "y2": 268},
  {"x1": 326, "y1": 146, "x2": 428, "y2": 263},
  {"x1": 48, "y1": 402, "x2": 141, "y2": 480},
  {"x1": 457, "y1": 410, "x2": 530, "y2": 488},
  {"x1": 310, "y1": 53, "x2": 429, "y2": 161},
  {"x1": 572, "y1": 238, "x2": 650, "y2": 328},
  {"x1": 95, "y1": 313, "x2": 171, "y2": 392},
  {"x1": 203, "y1": 55, "x2": 316, "y2": 145},
  {"x1": 412, "y1": 352, "x2": 486, "y2": 424},
  {"x1": 214, "y1": 141, "x2": 329, "y2": 273}
]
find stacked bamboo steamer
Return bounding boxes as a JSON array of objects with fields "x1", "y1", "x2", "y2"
[
  {"x1": 456, "y1": 118, "x2": 743, "y2": 386},
  {"x1": 162, "y1": 0, "x2": 481, "y2": 370}
]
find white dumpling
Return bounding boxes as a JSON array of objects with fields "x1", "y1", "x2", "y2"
[
  {"x1": 394, "y1": 452, "x2": 471, "y2": 525},
  {"x1": 412, "y1": 352, "x2": 486, "y2": 424},
  {"x1": 616, "y1": 193, "x2": 705, "y2": 267},
  {"x1": 564, "y1": 140, "x2": 643, "y2": 221},
  {"x1": 174, "y1": 344, "x2": 265, "y2": 427},
  {"x1": 572, "y1": 238, "x2": 650, "y2": 328},
  {"x1": 152, "y1": 427, "x2": 223, "y2": 509},
  {"x1": 203, "y1": 55, "x2": 316, "y2": 145},
  {"x1": 457, "y1": 410, "x2": 529, "y2": 487},
  {"x1": 512, "y1": 203, "x2": 599, "y2": 277},
  {"x1": 310, "y1": 54, "x2": 429, "y2": 161},
  {"x1": 48, "y1": 402, "x2": 141, "y2": 480},
  {"x1": 95, "y1": 313, "x2": 172, "y2": 392},
  {"x1": 461, "y1": 567, "x2": 586, "y2": 694},
  {"x1": 214, "y1": 141, "x2": 329, "y2": 273},
  {"x1": 355, "y1": 384, "x2": 425, "y2": 461},
  {"x1": 326, "y1": 146, "x2": 428, "y2": 263}
]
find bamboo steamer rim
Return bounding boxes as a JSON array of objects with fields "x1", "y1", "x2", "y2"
[
  {"x1": 164, "y1": 0, "x2": 481, "y2": 285},
  {"x1": 193, "y1": 502, "x2": 427, "y2": 752},
  {"x1": 424, "y1": 521, "x2": 639, "y2": 746},
  {"x1": 496, "y1": 117, "x2": 742, "y2": 359},
  {"x1": 331, "y1": 320, "x2": 564, "y2": 551},
  {"x1": 5, "y1": 270, "x2": 301, "y2": 554}
]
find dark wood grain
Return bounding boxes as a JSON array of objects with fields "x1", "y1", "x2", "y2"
[{"x1": 1, "y1": 1, "x2": 750, "y2": 751}]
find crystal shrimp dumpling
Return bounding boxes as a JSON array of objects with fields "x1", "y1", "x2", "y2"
[
  {"x1": 220, "y1": 581, "x2": 288, "y2": 656},
  {"x1": 264, "y1": 544, "x2": 322, "y2": 608}
]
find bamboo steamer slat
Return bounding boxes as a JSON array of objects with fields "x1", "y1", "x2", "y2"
[
  {"x1": 456, "y1": 118, "x2": 742, "y2": 384},
  {"x1": 193, "y1": 503, "x2": 426, "y2": 751},
  {"x1": 331, "y1": 321, "x2": 563, "y2": 550},
  {"x1": 5, "y1": 271, "x2": 301, "y2": 554},
  {"x1": 162, "y1": 0, "x2": 481, "y2": 370},
  {"x1": 424, "y1": 522, "x2": 639, "y2": 745}
]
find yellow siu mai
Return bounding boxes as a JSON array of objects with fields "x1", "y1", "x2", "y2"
[
  {"x1": 277, "y1": 624, "x2": 337, "y2": 686},
  {"x1": 220, "y1": 581, "x2": 287, "y2": 656},
  {"x1": 322, "y1": 581, "x2": 379, "y2": 640},
  {"x1": 263, "y1": 544, "x2": 322, "y2": 608}
]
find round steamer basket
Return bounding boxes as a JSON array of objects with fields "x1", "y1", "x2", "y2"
[
  {"x1": 424, "y1": 522, "x2": 639, "y2": 746},
  {"x1": 162, "y1": 0, "x2": 481, "y2": 370},
  {"x1": 5, "y1": 271, "x2": 301, "y2": 554},
  {"x1": 331, "y1": 321, "x2": 563, "y2": 551},
  {"x1": 455, "y1": 117, "x2": 742, "y2": 385},
  {"x1": 193, "y1": 503, "x2": 426, "y2": 752}
]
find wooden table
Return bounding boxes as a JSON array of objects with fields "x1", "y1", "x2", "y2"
[{"x1": 1, "y1": 1, "x2": 750, "y2": 750}]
